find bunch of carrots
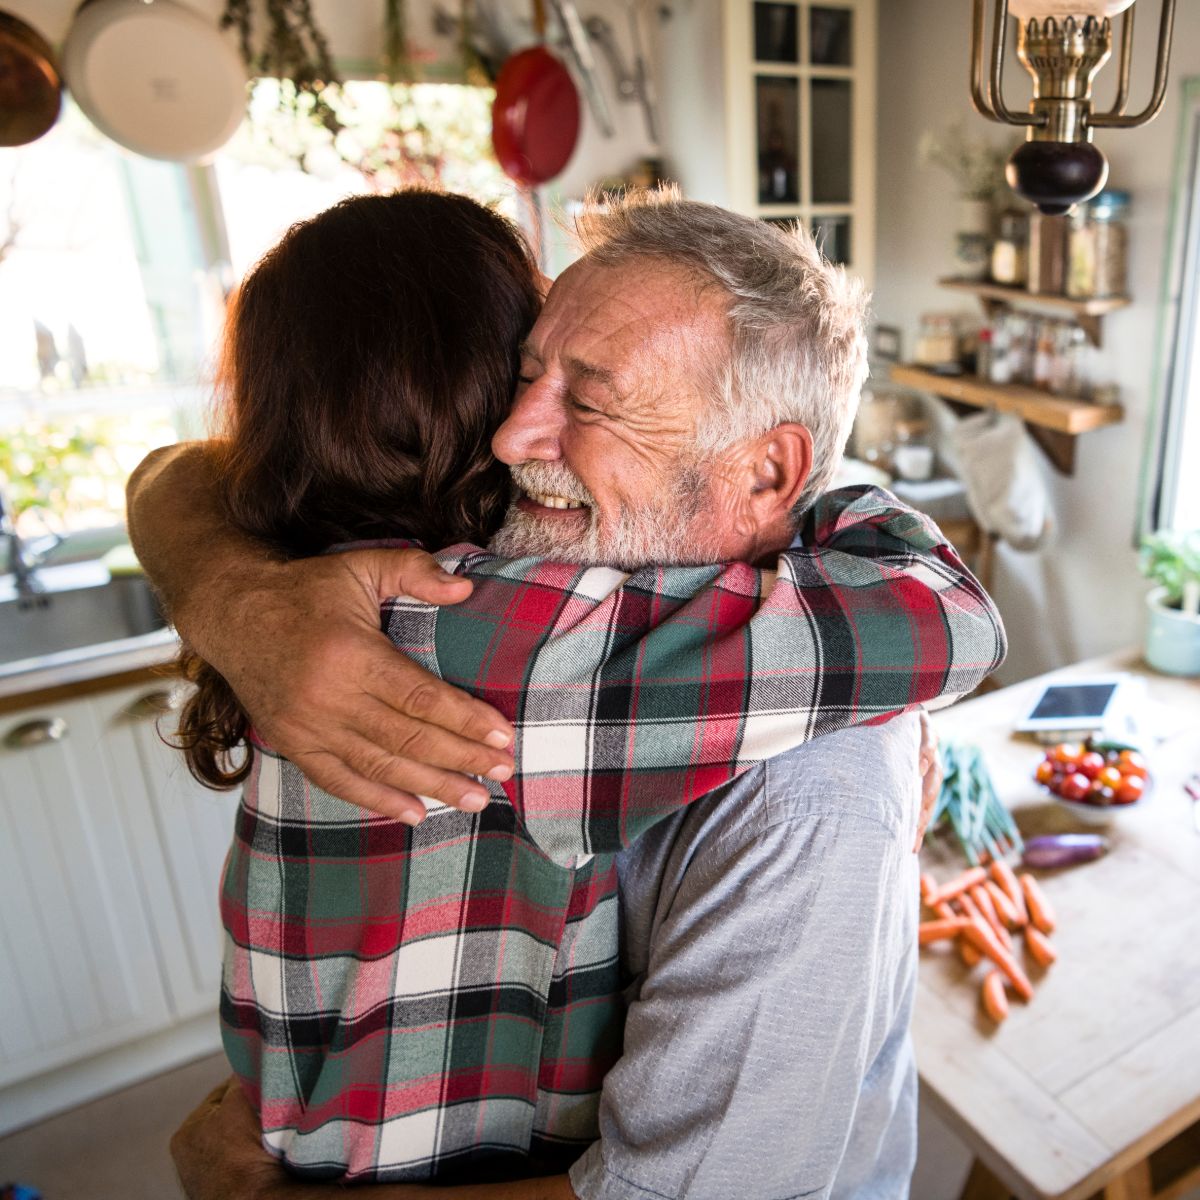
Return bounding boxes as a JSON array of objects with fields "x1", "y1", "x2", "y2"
[{"x1": 918, "y1": 859, "x2": 1056, "y2": 1023}]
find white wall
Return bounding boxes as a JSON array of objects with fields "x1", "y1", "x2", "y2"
[{"x1": 874, "y1": 0, "x2": 1196, "y2": 683}]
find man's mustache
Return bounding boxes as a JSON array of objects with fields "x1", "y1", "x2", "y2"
[{"x1": 509, "y1": 462, "x2": 595, "y2": 506}]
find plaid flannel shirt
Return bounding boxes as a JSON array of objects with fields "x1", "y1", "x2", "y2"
[{"x1": 219, "y1": 486, "x2": 1005, "y2": 1182}]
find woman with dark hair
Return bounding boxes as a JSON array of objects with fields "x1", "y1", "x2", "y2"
[
  {"x1": 172, "y1": 188, "x2": 1002, "y2": 1185},
  {"x1": 176, "y1": 190, "x2": 540, "y2": 785}
]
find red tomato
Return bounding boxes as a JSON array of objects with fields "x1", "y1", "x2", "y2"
[
  {"x1": 1051, "y1": 742, "x2": 1085, "y2": 766},
  {"x1": 1097, "y1": 766, "x2": 1123, "y2": 790},
  {"x1": 1118, "y1": 750, "x2": 1149, "y2": 779},
  {"x1": 1035, "y1": 761, "x2": 1057, "y2": 786},
  {"x1": 1060, "y1": 772, "x2": 1090, "y2": 801},
  {"x1": 1077, "y1": 751, "x2": 1106, "y2": 779},
  {"x1": 1115, "y1": 775, "x2": 1145, "y2": 804}
]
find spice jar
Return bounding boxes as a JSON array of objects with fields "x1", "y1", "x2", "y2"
[
  {"x1": 1027, "y1": 212, "x2": 1069, "y2": 295},
  {"x1": 990, "y1": 209, "x2": 1028, "y2": 286},
  {"x1": 892, "y1": 416, "x2": 935, "y2": 482},
  {"x1": 914, "y1": 313, "x2": 961, "y2": 373},
  {"x1": 853, "y1": 385, "x2": 899, "y2": 473},
  {"x1": 1067, "y1": 189, "x2": 1129, "y2": 299}
]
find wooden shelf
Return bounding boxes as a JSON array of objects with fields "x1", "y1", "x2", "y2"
[
  {"x1": 888, "y1": 363, "x2": 1124, "y2": 474},
  {"x1": 937, "y1": 277, "x2": 1131, "y2": 347}
]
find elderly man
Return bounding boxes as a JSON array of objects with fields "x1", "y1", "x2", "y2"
[{"x1": 139, "y1": 192, "x2": 1001, "y2": 1198}]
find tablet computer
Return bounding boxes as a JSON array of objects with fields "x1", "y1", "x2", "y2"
[{"x1": 1015, "y1": 675, "x2": 1128, "y2": 736}]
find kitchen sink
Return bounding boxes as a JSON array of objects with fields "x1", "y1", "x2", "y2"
[{"x1": 0, "y1": 562, "x2": 168, "y2": 668}]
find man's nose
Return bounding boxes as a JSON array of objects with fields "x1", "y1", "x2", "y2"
[{"x1": 493, "y1": 379, "x2": 565, "y2": 465}]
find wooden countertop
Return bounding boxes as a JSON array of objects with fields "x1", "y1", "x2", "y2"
[
  {"x1": 0, "y1": 630, "x2": 180, "y2": 715},
  {"x1": 918, "y1": 652, "x2": 1200, "y2": 1200}
]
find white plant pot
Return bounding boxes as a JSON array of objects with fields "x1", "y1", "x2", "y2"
[
  {"x1": 954, "y1": 198, "x2": 993, "y2": 281},
  {"x1": 1144, "y1": 586, "x2": 1200, "y2": 677}
]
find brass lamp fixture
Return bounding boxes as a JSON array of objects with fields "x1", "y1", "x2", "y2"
[{"x1": 970, "y1": 0, "x2": 1177, "y2": 213}]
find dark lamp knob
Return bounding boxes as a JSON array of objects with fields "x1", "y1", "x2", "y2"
[{"x1": 1005, "y1": 140, "x2": 1109, "y2": 216}]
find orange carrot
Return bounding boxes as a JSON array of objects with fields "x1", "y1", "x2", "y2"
[
  {"x1": 962, "y1": 918, "x2": 1035, "y2": 1002},
  {"x1": 956, "y1": 889, "x2": 984, "y2": 926},
  {"x1": 981, "y1": 970, "x2": 1009, "y2": 1023},
  {"x1": 990, "y1": 859, "x2": 1029, "y2": 925},
  {"x1": 919, "y1": 918, "x2": 970, "y2": 945},
  {"x1": 960, "y1": 939, "x2": 983, "y2": 967},
  {"x1": 984, "y1": 879, "x2": 1020, "y2": 929},
  {"x1": 1020, "y1": 873, "x2": 1057, "y2": 935},
  {"x1": 926, "y1": 866, "x2": 988, "y2": 907},
  {"x1": 970, "y1": 884, "x2": 1013, "y2": 950},
  {"x1": 934, "y1": 901, "x2": 956, "y2": 920},
  {"x1": 1024, "y1": 925, "x2": 1058, "y2": 968},
  {"x1": 920, "y1": 873, "x2": 939, "y2": 905}
]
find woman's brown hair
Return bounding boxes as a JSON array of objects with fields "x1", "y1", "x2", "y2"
[{"x1": 173, "y1": 189, "x2": 541, "y2": 789}]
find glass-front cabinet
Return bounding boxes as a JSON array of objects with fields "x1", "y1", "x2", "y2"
[{"x1": 724, "y1": 0, "x2": 875, "y2": 280}]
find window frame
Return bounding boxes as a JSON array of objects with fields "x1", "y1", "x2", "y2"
[{"x1": 1142, "y1": 75, "x2": 1200, "y2": 536}]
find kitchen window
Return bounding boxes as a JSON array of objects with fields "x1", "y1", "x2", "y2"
[
  {"x1": 0, "y1": 79, "x2": 514, "y2": 542},
  {"x1": 1146, "y1": 78, "x2": 1200, "y2": 535}
]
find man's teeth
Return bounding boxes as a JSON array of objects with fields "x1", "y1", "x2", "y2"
[{"x1": 528, "y1": 492, "x2": 586, "y2": 510}]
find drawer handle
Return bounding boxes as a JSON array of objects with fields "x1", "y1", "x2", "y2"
[
  {"x1": 123, "y1": 690, "x2": 178, "y2": 720},
  {"x1": 4, "y1": 717, "x2": 68, "y2": 750}
]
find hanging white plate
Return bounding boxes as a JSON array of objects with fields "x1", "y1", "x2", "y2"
[{"x1": 62, "y1": 0, "x2": 246, "y2": 163}]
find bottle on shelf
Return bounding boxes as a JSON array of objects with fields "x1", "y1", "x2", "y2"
[
  {"x1": 990, "y1": 209, "x2": 1028, "y2": 287},
  {"x1": 976, "y1": 325, "x2": 993, "y2": 382},
  {"x1": 989, "y1": 314, "x2": 1013, "y2": 385},
  {"x1": 1033, "y1": 320, "x2": 1055, "y2": 391}
]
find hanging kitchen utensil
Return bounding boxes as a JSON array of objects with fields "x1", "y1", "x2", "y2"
[
  {"x1": 62, "y1": 0, "x2": 247, "y2": 163},
  {"x1": 585, "y1": 4, "x2": 659, "y2": 144},
  {"x1": 0, "y1": 10, "x2": 63, "y2": 147},
  {"x1": 491, "y1": 0, "x2": 580, "y2": 187},
  {"x1": 548, "y1": 0, "x2": 614, "y2": 137}
]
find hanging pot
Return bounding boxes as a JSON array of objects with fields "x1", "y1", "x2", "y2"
[
  {"x1": 491, "y1": 0, "x2": 580, "y2": 187},
  {"x1": 62, "y1": 0, "x2": 247, "y2": 163},
  {"x1": 0, "y1": 10, "x2": 63, "y2": 147}
]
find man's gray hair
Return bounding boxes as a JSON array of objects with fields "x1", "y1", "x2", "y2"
[{"x1": 575, "y1": 187, "x2": 870, "y2": 518}]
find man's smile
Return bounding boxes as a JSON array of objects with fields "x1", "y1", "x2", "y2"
[{"x1": 516, "y1": 490, "x2": 590, "y2": 516}]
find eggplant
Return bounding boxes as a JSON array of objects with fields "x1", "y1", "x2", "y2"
[{"x1": 1021, "y1": 833, "x2": 1110, "y2": 870}]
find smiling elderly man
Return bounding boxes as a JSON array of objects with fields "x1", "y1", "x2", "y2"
[{"x1": 139, "y1": 192, "x2": 1002, "y2": 1200}]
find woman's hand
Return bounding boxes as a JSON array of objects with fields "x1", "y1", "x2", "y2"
[
  {"x1": 128, "y1": 444, "x2": 514, "y2": 823},
  {"x1": 915, "y1": 709, "x2": 942, "y2": 852}
]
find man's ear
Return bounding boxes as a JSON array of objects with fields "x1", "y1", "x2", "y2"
[{"x1": 746, "y1": 423, "x2": 814, "y2": 523}]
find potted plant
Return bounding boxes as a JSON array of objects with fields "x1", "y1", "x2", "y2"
[
  {"x1": 1140, "y1": 529, "x2": 1200, "y2": 676},
  {"x1": 919, "y1": 123, "x2": 1008, "y2": 282}
]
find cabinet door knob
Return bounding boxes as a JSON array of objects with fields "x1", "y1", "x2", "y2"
[
  {"x1": 4, "y1": 717, "x2": 68, "y2": 750},
  {"x1": 123, "y1": 690, "x2": 178, "y2": 720}
]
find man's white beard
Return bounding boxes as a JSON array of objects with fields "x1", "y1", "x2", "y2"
[{"x1": 488, "y1": 460, "x2": 714, "y2": 570}]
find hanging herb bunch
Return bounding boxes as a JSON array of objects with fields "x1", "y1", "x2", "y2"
[{"x1": 221, "y1": 0, "x2": 345, "y2": 141}]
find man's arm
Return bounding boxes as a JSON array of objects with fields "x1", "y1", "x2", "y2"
[
  {"x1": 126, "y1": 444, "x2": 515, "y2": 823},
  {"x1": 170, "y1": 1077, "x2": 577, "y2": 1200}
]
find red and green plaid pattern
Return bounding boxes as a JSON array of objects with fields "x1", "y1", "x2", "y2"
[{"x1": 219, "y1": 486, "x2": 1005, "y2": 1182}]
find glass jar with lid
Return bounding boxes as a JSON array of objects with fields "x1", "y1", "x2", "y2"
[
  {"x1": 1067, "y1": 189, "x2": 1130, "y2": 299},
  {"x1": 990, "y1": 209, "x2": 1028, "y2": 286}
]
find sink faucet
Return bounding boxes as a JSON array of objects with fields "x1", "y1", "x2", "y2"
[{"x1": 0, "y1": 489, "x2": 63, "y2": 597}]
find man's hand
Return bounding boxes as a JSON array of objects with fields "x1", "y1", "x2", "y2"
[
  {"x1": 128, "y1": 444, "x2": 514, "y2": 824},
  {"x1": 915, "y1": 710, "x2": 942, "y2": 852},
  {"x1": 207, "y1": 546, "x2": 517, "y2": 823},
  {"x1": 170, "y1": 1078, "x2": 578, "y2": 1200},
  {"x1": 170, "y1": 1078, "x2": 279, "y2": 1200}
]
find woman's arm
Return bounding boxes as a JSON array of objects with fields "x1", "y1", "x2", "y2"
[
  {"x1": 390, "y1": 486, "x2": 1001, "y2": 863},
  {"x1": 126, "y1": 444, "x2": 515, "y2": 821}
]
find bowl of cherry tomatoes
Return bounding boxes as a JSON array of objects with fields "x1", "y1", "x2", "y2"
[{"x1": 1033, "y1": 740, "x2": 1150, "y2": 824}]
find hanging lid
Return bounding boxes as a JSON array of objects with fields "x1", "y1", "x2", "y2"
[{"x1": 62, "y1": 0, "x2": 247, "y2": 163}]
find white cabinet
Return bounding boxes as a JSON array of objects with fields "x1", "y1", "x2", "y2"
[
  {"x1": 659, "y1": 0, "x2": 877, "y2": 282},
  {"x1": 0, "y1": 679, "x2": 237, "y2": 1104}
]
